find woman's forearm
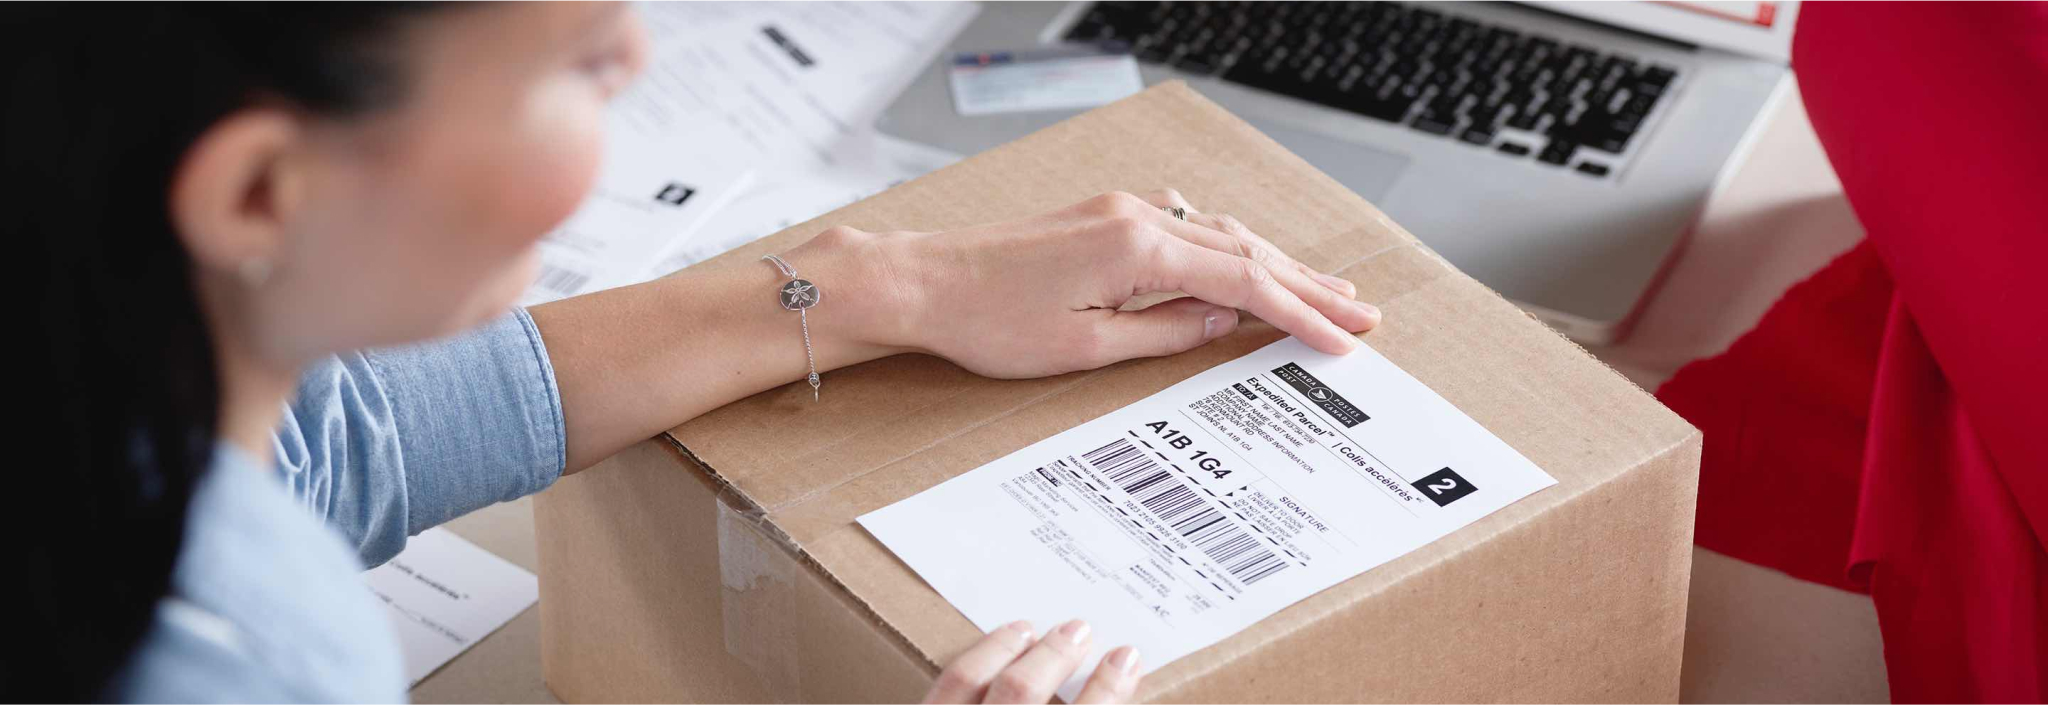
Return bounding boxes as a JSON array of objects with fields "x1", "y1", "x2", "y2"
[
  {"x1": 528, "y1": 230, "x2": 919, "y2": 473},
  {"x1": 529, "y1": 191, "x2": 1380, "y2": 475}
]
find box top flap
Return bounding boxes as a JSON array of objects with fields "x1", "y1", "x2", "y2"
[{"x1": 661, "y1": 82, "x2": 1697, "y2": 680}]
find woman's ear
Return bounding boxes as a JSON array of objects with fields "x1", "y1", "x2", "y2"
[{"x1": 168, "y1": 107, "x2": 308, "y2": 285}]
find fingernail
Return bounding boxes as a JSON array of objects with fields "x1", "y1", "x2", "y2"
[
  {"x1": 1353, "y1": 301, "x2": 1382, "y2": 328},
  {"x1": 1004, "y1": 621, "x2": 1035, "y2": 646},
  {"x1": 1054, "y1": 620, "x2": 1092, "y2": 647},
  {"x1": 1326, "y1": 325, "x2": 1361, "y2": 354},
  {"x1": 1204, "y1": 309, "x2": 1239, "y2": 339},
  {"x1": 1108, "y1": 646, "x2": 1141, "y2": 676},
  {"x1": 1312, "y1": 271, "x2": 1357, "y2": 297}
]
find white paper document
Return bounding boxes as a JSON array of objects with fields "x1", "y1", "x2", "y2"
[
  {"x1": 519, "y1": 2, "x2": 977, "y2": 302},
  {"x1": 626, "y1": 1, "x2": 976, "y2": 274},
  {"x1": 521, "y1": 116, "x2": 755, "y2": 305},
  {"x1": 363, "y1": 528, "x2": 540, "y2": 686},
  {"x1": 859, "y1": 338, "x2": 1557, "y2": 699},
  {"x1": 650, "y1": 134, "x2": 960, "y2": 274}
]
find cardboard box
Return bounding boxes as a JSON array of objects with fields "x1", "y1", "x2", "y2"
[{"x1": 532, "y1": 83, "x2": 1701, "y2": 703}]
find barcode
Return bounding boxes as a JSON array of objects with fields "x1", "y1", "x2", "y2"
[
  {"x1": 534, "y1": 264, "x2": 592, "y2": 295},
  {"x1": 1083, "y1": 438, "x2": 1288, "y2": 586}
]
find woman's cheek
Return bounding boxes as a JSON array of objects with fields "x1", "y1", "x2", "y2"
[
  {"x1": 474, "y1": 247, "x2": 543, "y2": 322},
  {"x1": 499, "y1": 87, "x2": 607, "y2": 252}
]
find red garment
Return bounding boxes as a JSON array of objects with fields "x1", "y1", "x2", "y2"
[{"x1": 1655, "y1": 3, "x2": 2048, "y2": 702}]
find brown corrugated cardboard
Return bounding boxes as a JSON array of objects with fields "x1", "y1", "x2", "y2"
[{"x1": 532, "y1": 82, "x2": 1701, "y2": 703}]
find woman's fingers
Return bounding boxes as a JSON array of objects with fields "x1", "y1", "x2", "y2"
[
  {"x1": 1093, "y1": 297, "x2": 1241, "y2": 364},
  {"x1": 1070, "y1": 647, "x2": 1143, "y2": 704},
  {"x1": 1151, "y1": 215, "x2": 1380, "y2": 333},
  {"x1": 1133, "y1": 188, "x2": 1196, "y2": 213},
  {"x1": 1158, "y1": 237, "x2": 1362, "y2": 354},
  {"x1": 981, "y1": 620, "x2": 1094, "y2": 704},
  {"x1": 1131, "y1": 189, "x2": 1360, "y2": 299},
  {"x1": 923, "y1": 621, "x2": 1143, "y2": 705},
  {"x1": 924, "y1": 622, "x2": 1037, "y2": 704},
  {"x1": 1196, "y1": 213, "x2": 1359, "y2": 299},
  {"x1": 1129, "y1": 190, "x2": 1375, "y2": 332},
  {"x1": 901, "y1": 189, "x2": 1378, "y2": 379}
]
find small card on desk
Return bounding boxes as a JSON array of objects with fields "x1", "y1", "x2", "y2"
[{"x1": 948, "y1": 45, "x2": 1145, "y2": 116}]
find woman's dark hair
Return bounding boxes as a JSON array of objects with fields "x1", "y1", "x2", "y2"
[{"x1": 5, "y1": 4, "x2": 437, "y2": 699}]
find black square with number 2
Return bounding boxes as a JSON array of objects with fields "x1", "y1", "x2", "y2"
[{"x1": 1412, "y1": 467, "x2": 1477, "y2": 507}]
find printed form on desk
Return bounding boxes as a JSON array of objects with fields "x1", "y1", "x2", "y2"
[
  {"x1": 859, "y1": 337, "x2": 1556, "y2": 700},
  {"x1": 364, "y1": 528, "x2": 538, "y2": 686},
  {"x1": 520, "y1": 1, "x2": 975, "y2": 305}
]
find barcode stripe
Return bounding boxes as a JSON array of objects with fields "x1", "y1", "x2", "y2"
[
  {"x1": 534, "y1": 264, "x2": 592, "y2": 295},
  {"x1": 1082, "y1": 438, "x2": 1287, "y2": 586}
]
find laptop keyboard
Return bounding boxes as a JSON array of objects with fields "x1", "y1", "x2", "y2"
[{"x1": 1064, "y1": 1, "x2": 1681, "y2": 178}]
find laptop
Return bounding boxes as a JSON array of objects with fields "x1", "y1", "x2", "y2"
[{"x1": 879, "y1": 1, "x2": 1799, "y2": 344}]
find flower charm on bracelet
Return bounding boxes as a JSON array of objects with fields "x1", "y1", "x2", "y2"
[
  {"x1": 763, "y1": 253, "x2": 822, "y2": 401},
  {"x1": 779, "y1": 279, "x2": 820, "y2": 310}
]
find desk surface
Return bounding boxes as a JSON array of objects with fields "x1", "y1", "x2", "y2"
[{"x1": 416, "y1": 83, "x2": 1888, "y2": 704}]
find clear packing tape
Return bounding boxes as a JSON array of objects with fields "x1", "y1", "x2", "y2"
[{"x1": 716, "y1": 497, "x2": 805, "y2": 702}]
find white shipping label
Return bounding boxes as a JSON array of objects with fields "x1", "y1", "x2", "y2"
[
  {"x1": 948, "y1": 48, "x2": 1145, "y2": 117},
  {"x1": 858, "y1": 337, "x2": 1557, "y2": 700}
]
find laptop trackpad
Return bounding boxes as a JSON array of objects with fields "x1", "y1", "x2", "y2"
[{"x1": 1250, "y1": 121, "x2": 1410, "y2": 203}]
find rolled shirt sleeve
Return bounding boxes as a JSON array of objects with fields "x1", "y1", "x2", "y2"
[{"x1": 275, "y1": 308, "x2": 567, "y2": 567}]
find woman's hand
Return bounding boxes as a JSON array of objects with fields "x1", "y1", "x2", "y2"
[
  {"x1": 924, "y1": 620, "x2": 1141, "y2": 704},
  {"x1": 794, "y1": 190, "x2": 1381, "y2": 379}
]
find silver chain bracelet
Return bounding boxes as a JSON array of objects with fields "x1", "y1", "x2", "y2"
[{"x1": 761, "y1": 253, "x2": 822, "y2": 401}]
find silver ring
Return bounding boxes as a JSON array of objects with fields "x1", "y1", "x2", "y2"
[{"x1": 1160, "y1": 206, "x2": 1186, "y2": 221}]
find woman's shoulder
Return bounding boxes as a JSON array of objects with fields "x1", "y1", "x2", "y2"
[{"x1": 108, "y1": 447, "x2": 406, "y2": 702}]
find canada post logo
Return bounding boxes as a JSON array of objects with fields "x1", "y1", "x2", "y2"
[{"x1": 1271, "y1": 363, "x2": 1369, "y2": 428}]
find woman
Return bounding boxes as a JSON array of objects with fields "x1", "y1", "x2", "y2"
[
  {"x1": 9, "y1": 3, "x2": 1380, "y2": 702},
  {"x1": 1659, "y1": 3, "x2": 2045, "y2": 701}
]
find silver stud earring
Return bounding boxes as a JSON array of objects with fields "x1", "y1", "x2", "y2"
[{"x1": 238, "y1": 258, "x2": 273, "y2": 287}]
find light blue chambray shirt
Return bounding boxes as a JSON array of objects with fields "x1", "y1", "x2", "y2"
[{"x1": 109, "y1": 309, "x2": 567, "y2": 702}]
